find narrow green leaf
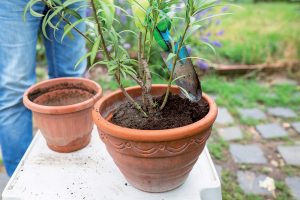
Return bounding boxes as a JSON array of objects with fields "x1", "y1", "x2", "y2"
[
  {"x1": 74, "y1": 52, "x2": 92, "y2": 69},
  {"x1": 201, "y1": 41, "x2": 217, "y2": 55},
  {"x1": 52, "y1": 0, "x2": 62, "y2": 5},
  {"x1": 192, "y1": 12, "x2": 232, "y2": 25},
  {"x1": 30, "y1": 4, "x2": 44, "y2": 17},
  {"x1": 64, "y1": 7, "x2": 82, "y2": 20},
  {"x1": 41, "y1": 10, "x2": 52, "y2": 40},
  {"x1": 184, "y1": 25, "x2": 202, "y2": 42},
  {"x1": 63, "y1": 0, "x2": 85, "y2": 8},
  {"x1": 90, "y1": 37, "x2": 101, "y2": 65},
  {"x1": 63, "y1": 24, "x2": 74, "y2": 40},
  {"x1": 118, "y1": 30, "x2": 138, "y2": 38},
  {"x1": 61, "y1": 17, "x2": 88, "y2": 42},
  {"x1": 166, "y1": 53, "x2": 176, "y2": 63},
  {"x1": 172, "y1": 75, "x2": 187, "y2": 83}
]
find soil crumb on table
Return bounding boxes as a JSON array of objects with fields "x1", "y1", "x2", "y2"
[{"x1": 111, "y1": 94, "x2": 209, "y2": 130}]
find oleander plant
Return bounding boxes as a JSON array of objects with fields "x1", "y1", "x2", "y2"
[{"x1": 25, "y1": 0, "x2": 230, "y2": 117}]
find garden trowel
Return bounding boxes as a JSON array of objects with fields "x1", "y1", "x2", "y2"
[{"x1": 154, "y1": 19, "x2": 202, "y2": 102}]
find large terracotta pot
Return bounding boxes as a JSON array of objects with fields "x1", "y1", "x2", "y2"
[
  {"x1": 23, "y1": 77, "x2": 102, "y2": 153},
  {"x1": 92, "y1": 84, "x2": 217, "y2": 192}
]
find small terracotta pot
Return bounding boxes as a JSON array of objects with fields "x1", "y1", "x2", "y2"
[
  {"x1": 92, "y1": 84, "x2": 217, "y2": 192},
  {"x1": 24, "y1": 77, "x2": 102, "y2": 153}
]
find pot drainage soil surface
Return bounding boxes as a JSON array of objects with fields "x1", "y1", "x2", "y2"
[{"x1": 112, "y1": 94, "x2": 209, "y2": 130}]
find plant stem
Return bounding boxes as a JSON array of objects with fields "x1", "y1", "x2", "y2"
[
  {"x1": 114, "y1": 73, "x2": 148, "y2": 117},
  {"x1": 159, "y1": 24, "x2": 189, "y2": 111},
  {"x1": 138, "y1": 32, "x2": 146, "y2": 106},
  {"x1": 91, "y1": 0, "x2": 111, "y2": 60},
  {"x1": 142, "y1": 59, "x2": 154, "y2": 113},
  {"x1": 146, "y1": 1, "x2": 161, "y2": 62},
  {"x1": 138, "y1": 32, "x2": 144, "y2": 78},
  {"x1": 142, "y1": 28, "x2": 147, "y2": 58}
]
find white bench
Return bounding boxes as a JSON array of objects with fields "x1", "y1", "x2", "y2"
[{"x1": 2, "y1": 126, "x2": 222, "y2": 200}]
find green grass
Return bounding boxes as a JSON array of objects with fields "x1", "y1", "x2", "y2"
[
  {"x1": 195, "y1": 3, "x2": 300, "y2": 64},
  {"x1": 202, "y1": 75, "x2": 300, "y2": 110},
  {"x1": 222, "y1": 170, "x2": 293, "y2": 200},
  {"x1": 281, "y1": 166, "x2": 300, "y2": 176},
  {"x1": 207, "y1": 137, "x2": 229, "y2": 160},
  {"x1": 275, "y1": 181, "x2": 293, "y2": 200},
  {"x1": 222, "y1": 170, "x2": 264, "y2": 200}
]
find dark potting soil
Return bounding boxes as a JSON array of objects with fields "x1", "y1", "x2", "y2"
[
  {"x1": 111, "y1": 94, "x2": 209, "y2": 130},
  {"x1": 29, "y1": 82, "x2": 96, "y2": 106}
]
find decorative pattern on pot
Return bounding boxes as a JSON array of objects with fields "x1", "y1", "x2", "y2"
[{"x1": 99, "y1": 129, "x2": 211, "y2": 157}]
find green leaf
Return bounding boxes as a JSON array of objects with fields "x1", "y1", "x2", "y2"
[
  {"x1": 42, "y1": 5, "x2": 65, "y2": 39},
  {"x1": 74, "y1": 52, "x2": 92, "y2": 69},
  {"x1": 120, "y1": 68, "x2": 127, "y2": 79},
  {"x1": 177, "y1": 56, "x2": 210, "y2": 63},
  {"x1": 184, "y1": 25, "x2": 202, "y2": 42},
  {"x1": 177, "y1": 86, "x2": 193, "y2": 101},
  {"x1": 52, "y1": 0, "x2": 62, "y2": 5},
  {"x1": 172, "y1": 75, "x2": 187, "y2": 83},
  {"x1": 24, "y1": 0, "x2": 42, "y2": 20},
  {"x1": 63, "y1": 24, "x2": 75, "y2": 40},
  {"x1": 166, "y1": 53, "x2": 176, "y2": 63},
  {"x1": 41, "y1": 10, "x2": 52, "y2": 40},
  {"x1": 97, "y1": 0, "x2": 115, "y2": 29},
  {"x1": 64, "y1": 7, "x2": 82, "y2": 20},
  {"x1": 88, "y1": 60, "x2": 109, "y2": 71},
  {"x1": 201, "y1": 40, "x2": 217, "y2": 55},
  {"x1": 118, "y1": 30, "x2": 138, "y2": 38},
  {"x1": 90, "y1": 37, "x2": 101, "y2": 65},
  {"x1": 192, "y1": 12, "x2": 232, "y2": 25},
  {"x1": 62, "y1": 0, "x2": 85, "y2": 8},
  {"x1": 53, "y1": 17, "x2": 63, "y2": 40},
  {"x1": 29, "y1": 1, "x2": 44, "y2": 18},
  {"x1": 61, "y1": 17, "x2": 89, "y2": 42}
]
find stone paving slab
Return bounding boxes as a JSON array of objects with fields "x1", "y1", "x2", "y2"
[
  {"x1": 230, "y1": 144, "x2": 267, "y2": 164},
  {"x1": 278, "y1": 145, "x2": 300, "y2": 166},
  {"x1": 0, "y1": 173, "x2": 9, "y2": 198},
  {"x1": 285, "y1": 177, "x2": 300, "y2": 200},
  {"x1": 237, "y1": 171, "x2": 272, "y2": 195},
  {"x1": 267, "y1": 107, "x2": 297, "y2": 118},
  {"x1": 217, "y1": 126, "x2": 243, "y2": 141},
  {"x1": 256, "y1": 123, "x2": 288, "y2": 139},
  {"x1": 292, "y1": 122, "x2": 300, "y2": 134},
  {"x1": 215, "y1": 108, "x2": 234, "y2": 125},
  {"x1": 237, "y1": 108, "x2": 266, "y2": 120}
]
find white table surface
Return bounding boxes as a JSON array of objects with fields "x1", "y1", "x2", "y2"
[{"x1": 2, "y1": 126, "x2": 221, "y2": 200}]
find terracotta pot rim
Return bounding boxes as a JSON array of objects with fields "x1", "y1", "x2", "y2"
[
  {"x1": 23, "y1": 77, "x2": 102, "y2": 114},
  {"x1": 92, "y1": 84, "x2": 218, "y2": 142}
]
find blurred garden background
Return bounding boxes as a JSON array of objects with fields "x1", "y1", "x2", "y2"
[{"x1": 1, "y1": 0, "x2": 300, "y2": 199}]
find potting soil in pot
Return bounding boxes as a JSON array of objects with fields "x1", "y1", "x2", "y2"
[
  {"x1": 111, "y1": 94, "x2": 209, "y2": 130},
  {"x1": 29, "y1": 83, "x2": 95, "y2": 106}
]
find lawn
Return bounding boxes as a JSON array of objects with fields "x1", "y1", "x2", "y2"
[
  {"x1": 202, "y1": 75, "x2": 300, "y2": 110},
  {"x1": 194, "y1": 3, "x2": 300, "y2": 64}
]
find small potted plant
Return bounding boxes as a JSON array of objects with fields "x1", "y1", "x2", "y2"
[{"x1": 26, "y1": 0, "x2": 228, "y2": 192}]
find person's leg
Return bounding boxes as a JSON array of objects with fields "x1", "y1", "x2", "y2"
[
  {"x1": 0, "y1": 0, "x2": 44, "y2": 176},
  {"x1": 44, "y1": 1, "x2": 87, "y2": 78}
]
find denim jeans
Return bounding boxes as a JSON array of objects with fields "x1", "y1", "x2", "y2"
[{"x1": 0, "y1": 0, "x2": 87, "y2": 176}]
